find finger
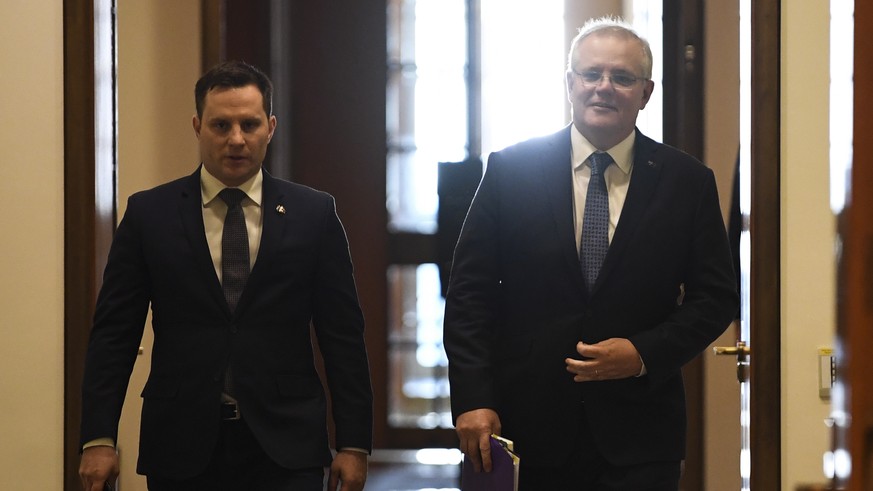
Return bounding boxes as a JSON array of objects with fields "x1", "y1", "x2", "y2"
[
  {"x1": 479, "y1": 434, "x2": 493, "y2": 473},
  {"x1": 565, "y1": 357, "x2": 585, "y2": 374},
  {"x1": 327, "y1": 469, "x2": 339, "y2": 490},
  {"x1": 577, "y1": 341, "x2": 601, "y2": 357},
  {"x1": 461, "y1": 435, "x2": 484, "y2": 472},
  {"x1": 566, "y1": 358, "x2": 596, "y2": 375},
  {"x1": 81, "y1": 477, "x2": 103, "y2": 491}
]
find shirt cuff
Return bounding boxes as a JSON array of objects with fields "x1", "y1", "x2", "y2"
[
  {"x1": 636, "y1": 356, "x2": 648, "y2": 377},
  {"x1": 83, "y1": 438, "x2": 116, "y2": 450},
  {"x1": 338, "y1": 447, "x2": 369, "y2": 454}
]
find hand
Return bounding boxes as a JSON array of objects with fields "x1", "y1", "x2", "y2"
[
  {"x1": 79, "y1": 446, "x2": 119, "y2": 491},
  {"x1": 565, "y1": 338, "x2": 643, "y2": 382},
  {"x1": 327, "y1": 449, "x2": 368, "y2": 491},
  {"x1": 455, "y1": 408, "x2": 501, "y2": 473}
]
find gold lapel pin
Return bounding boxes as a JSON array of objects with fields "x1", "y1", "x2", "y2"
[{"x1": 276, "y1": 204, "x2": 286, "y2": 215}]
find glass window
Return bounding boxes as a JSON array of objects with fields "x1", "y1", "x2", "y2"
[
  {"x1": 387, "y1": 264, "x2": 451, "y2": 429},
  {"x1": 387, "y1": 0, "x2": 467, "y2": 234},
  {"x1": 630, "y1": 0, "x2": 663, "y2": 142},
  {"x1": 480, "y1": 0, "x2": 565, "y2": 156}
]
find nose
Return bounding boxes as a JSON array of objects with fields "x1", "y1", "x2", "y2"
[
  {"x1": 228, "y1": 125, "x2": 245, "y2": 145},
  {"x1": 594, "y1": 75, "x2": 616, "y2": 91}
]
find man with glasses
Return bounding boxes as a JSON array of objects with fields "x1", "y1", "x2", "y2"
[{"x1": 444, "y1": 17, "x2": 737, "y2": 490}]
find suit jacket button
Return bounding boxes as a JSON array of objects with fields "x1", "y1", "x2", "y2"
[{"x1": 230, "y1": 324, "x2": 238, "y2": 333}]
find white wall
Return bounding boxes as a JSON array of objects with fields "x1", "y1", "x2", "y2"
[
  {"x1": 114, "y1": 2, "x2": 202, "y2": 489},
  {"x1": 781, "y1": 2, "x2": 836, "y2": 489},
  {"x1": 0, "y1": 1, "x2": 65, "y2": 489}
]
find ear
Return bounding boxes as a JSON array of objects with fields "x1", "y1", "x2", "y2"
[
  {"x1": 266, "y1": 115, "x2": 277, "y2": 142},
  {"x1": 639, "y1": 79, "x2": 655, "y2": 110},
  {"x1": 192, "y1": 115, "x2": 202, "y2": 138},
  {"x1": 565, "y1": 70, "x2": 575, "y2": 101}
]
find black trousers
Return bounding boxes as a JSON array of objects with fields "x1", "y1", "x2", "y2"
[
  {"x1": 146, "y1": 418, "x2": 324, "y2": 491},
  {"x1": 518, "y1": 406, "x2": 682, "y2": 491}
]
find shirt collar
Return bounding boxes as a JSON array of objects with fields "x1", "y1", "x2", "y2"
[
  {"x1": 570, "y1": 125, "x2": 636, "y2": 176},
  {"x1": 200, "y1": 166, "x2": 263, "y2": 207}
]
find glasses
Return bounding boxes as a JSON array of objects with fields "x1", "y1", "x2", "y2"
[{"x1": 571, "y1": 69, "x2": 645, "y2": 90}]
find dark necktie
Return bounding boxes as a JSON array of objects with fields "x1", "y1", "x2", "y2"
[
  {"x1": 219, "y1": 188, "x2": 250, "y2": 312},
  {"x1": 219, "y1": 188, "x2": 249, "y2": 398},
  {"x1": 580, "y1": 152, "x2": 613, "y2": 291}
]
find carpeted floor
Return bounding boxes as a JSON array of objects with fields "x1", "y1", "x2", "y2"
[{"x1": 356, "y1": 449, "x2": 461, "y2": 491}]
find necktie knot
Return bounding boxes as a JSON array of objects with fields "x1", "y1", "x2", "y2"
[
  {"x1": 219, "y1": 188, "x2": 247, "y2": 208},
  {"x1": 589, "y1": 152, "x2": 613, "y2": 176}
]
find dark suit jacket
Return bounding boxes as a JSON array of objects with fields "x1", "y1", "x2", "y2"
[
  {"x1": 80, "y1": 167, "x2": 373, "y2": 479},
  {"x1": 444, "y1": 126, "x2": 738, "y2": 467}
]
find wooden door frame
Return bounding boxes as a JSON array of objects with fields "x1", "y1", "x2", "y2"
[
  {"x1": 63, "y1": 0, "x2": 117, "y2": 488},
  {"x1": 749, "y1": 0, "x2": 782, "y2": 488},
  {"x1": 661, "y1": 1, "x2": 705, "y2": 488}
]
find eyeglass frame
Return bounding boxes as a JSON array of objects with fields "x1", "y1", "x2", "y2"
[{"x1": 569, "y1": 68, "x2": 648, "y2": 90}]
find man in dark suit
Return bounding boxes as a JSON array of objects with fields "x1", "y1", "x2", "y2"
[
  {"x1": 78, "y1": 61, "x2": 373, "y2": 491},
  {"x1": 444, "y1": 18, "x2": 738, "y2": 490}
]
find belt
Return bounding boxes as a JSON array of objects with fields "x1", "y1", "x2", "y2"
[{"x1": 221, "y1": 401, "x2": 241, "y2": 421}]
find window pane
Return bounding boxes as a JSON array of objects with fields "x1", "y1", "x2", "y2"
[
  {"x1": 386, "y1": 0, "x2": 467, "y2": 233},
  {"x1": 630, "y1": 0, "x2": 663, "y2": 142},
  {"x1": 480, "y1": 0, "x2": 566, "y2": 156},
  {"x1": 387, "y1": 264, "x2": 451, "y2": 429}
]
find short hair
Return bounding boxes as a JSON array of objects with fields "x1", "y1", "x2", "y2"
[
  {"x1": 567, "y1": 16, "x2": 653, "y2": 80},
  {"x1": 194, "y1": 60, "x2": 273, "y2": 119}
]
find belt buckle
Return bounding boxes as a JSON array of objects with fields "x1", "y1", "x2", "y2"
[{"x1": 222, "y1": 401, "x2": 241, "y2": 421}]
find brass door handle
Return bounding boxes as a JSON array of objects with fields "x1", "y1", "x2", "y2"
[
  {"x1": 713, "y1": 341, "x2": 750, "y2": 383},
  {"x1": 713, "y1": 345, "x2": 751, "y2": 356}
]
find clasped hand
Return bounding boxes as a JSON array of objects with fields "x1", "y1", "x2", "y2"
[{"x1": 564, "y1": 338, "x2": 642, "y2": 381}]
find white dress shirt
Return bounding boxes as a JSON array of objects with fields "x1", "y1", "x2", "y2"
[
  {"x1": 200, "y1": 167, "x2": 263, "y2": 278},
  {"x1": 570, "y1": 126, "x2": 635, "y2": 252}
]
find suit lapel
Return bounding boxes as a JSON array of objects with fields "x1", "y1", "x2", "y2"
[
  {"x1": 178, "y1": 167, "x2": 228, "y2": 311},
  {"x1": 596, "y1": 130, "x2": 662, "y2": 286},
  {"x1": 234, "y1": 170, "x2": 287, "y2": 314},
  {"x1": 539, "y1": 125, "x2": 585, "y2": 285}
]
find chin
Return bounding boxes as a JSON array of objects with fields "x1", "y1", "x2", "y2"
[{"x1": 583, "y1": 119, "x2": 620, "y2": 134}]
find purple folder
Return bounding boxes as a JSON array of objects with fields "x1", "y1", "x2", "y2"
[{"x1": 461, "y1": 436, "x2": 519, "y2": 491}]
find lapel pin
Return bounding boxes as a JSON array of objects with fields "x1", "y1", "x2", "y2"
[
  {"x1": 647, "y1": 160, "x2": 656, "y2": 167},
  {"x1": 276, "y1": 204, "x2": 286, "y2": 215}
]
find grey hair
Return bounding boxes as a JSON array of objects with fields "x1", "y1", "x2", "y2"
[{"x1": 567, "y1": 16, "x2": 653, "y2": 80}]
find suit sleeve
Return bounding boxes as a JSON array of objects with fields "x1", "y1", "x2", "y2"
[
  {"x1": 443, "y1": 153, "x2": 503, "y2": 421},
  {"x1": 80, "y1": 195, "x2": 151, "y2": 447},
  {"x1": 310, "y1": 196, "x2": 374, "y2": 452}
]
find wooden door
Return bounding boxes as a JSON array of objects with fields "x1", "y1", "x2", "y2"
[{"x1": 837, "y1": 2, "x2": 873, "y2": 490}]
